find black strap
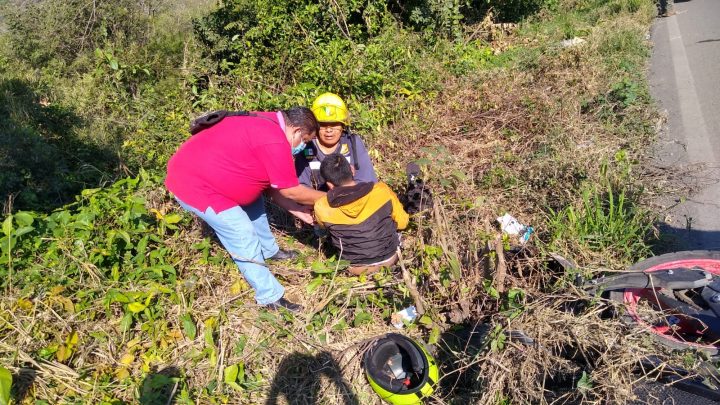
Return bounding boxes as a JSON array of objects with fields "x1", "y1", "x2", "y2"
[
  {"x1": 347, "y1": 131, "x2": 360, "y2": 170},
  {"x1": 305, "y1": 141, "x2": 323, "y2": 190},
  {"x1": 189, "y1": 110, "x2": 278, "y2": 135}
]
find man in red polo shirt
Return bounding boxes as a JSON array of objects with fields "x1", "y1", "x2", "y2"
[{"x1": 166, "y1": 107, "x2": 324, "y2": 312}]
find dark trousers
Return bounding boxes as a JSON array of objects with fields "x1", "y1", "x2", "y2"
[{"x1": 658, "y1": 0, "x2": 674, "y2": 15}]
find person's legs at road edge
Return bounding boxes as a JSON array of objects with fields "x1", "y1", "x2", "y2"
[
  {"x1": 658, "y1": 0, "x2": 675, "y2": 17},
  {"x1": 176, "y1": 198, "x2": 285, "y2": 305},
  {"x1": 244, "y1": 196, "x2": 280, "y2": 259}
]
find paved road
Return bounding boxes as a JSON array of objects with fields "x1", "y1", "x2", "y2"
[
  {"x1": 639, "y1": 2, "x2": 720, "y2": 403},
  {"x1": 650, "y1": 0, "x2": 720, "y2": 250}
]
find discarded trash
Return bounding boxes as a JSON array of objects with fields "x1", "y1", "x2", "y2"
[
  {"x1": 497, "y1": 213, "x2": 533, "y2": 244},
  {"x1": 497, "y1": 213, "x2": 524, "y2": 235},
  {"x1": 521, "y1": 226, "x2": 534, "y2": 244},
  {"x1": 391, "y1": 306, "x2": 418, "y2": 329},
  {"x1": 559, "y1": 37, "x2": 586, "y2": 48}
]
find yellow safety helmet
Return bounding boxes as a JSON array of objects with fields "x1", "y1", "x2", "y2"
[
  {"x1": 363, "y1": 333, "x2": 439, "y2": 404},
  {"x1": 311, "y1": 92, "x2": 350, "y2": 125}
]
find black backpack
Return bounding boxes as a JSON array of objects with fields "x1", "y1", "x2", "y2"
[
  {"x1": 401, "y1": 162, "x2": 433, "y2": 214},
  {"x1": 190, "y1": 110, "x2": 271, "y2": 135}
]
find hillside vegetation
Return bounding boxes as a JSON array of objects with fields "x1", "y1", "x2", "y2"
[{"x1": 0, "y1": 0, "x2": 669, "y2": 403}]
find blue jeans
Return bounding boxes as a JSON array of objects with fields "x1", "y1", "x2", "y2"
[{"x1": 176, "y1": 196, "x2": 285, "y2": 305}]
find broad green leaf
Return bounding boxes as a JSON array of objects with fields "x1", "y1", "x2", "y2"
[
  {"x1": 116, "y1": 230, "x2": 132, "y2": 246},
  {"x1": 418, "y1": 315, "x2": 433, "y2": 326},
  {"x1": 353, "y1": 311, "x2": 372, "y2": 327},
  {"x1": 310, "y1": 261, "x2": 333, "y2": 274},
  {"x1": 483, "y1": 280, "x2": 500, "y2": 299},
  {"x1": 81, "y1": 188, "x2": 101, "y2": 197},
  {"x1": 305, "y1": 278, "x2": 323, "y2": 294},
  {"x1": 180, "y1": 314, "x2": 197, "y2": 340},
  {"x1": 14, "y1": 212, "x2": 33, "y2": 227},
  {"x1": 14, "y1": 226, "x2": 34, "y2": 237},
  {"x1": 0, "y1": 365, "x2": 11, "y2": 405},
  {"x1": 110, "y1": 59, "x2": 119, "y2": 70},
  {"x1": 451, "y1": 169, "x2": 467, "y2": 181},
  {"x1": 234, "y1": 335, "x2": 247, "y2": 355},
  {"x1": 163, "y1": 213, "x2": 182, "y2": 224},
  {"x1": 120, "y1": 313, "x2": 133, "y2": 332},
  {"x1": 226, "y1": 381, "x2": 242, "y2": 391},
  {"x1": 448, "y1": 253, "x2": 461, "y2": 280},
  {"x1": 428, "y1": 326, "x2": 441, "y2": 345},
  {"x1": 223, "y1": 364, "x2": 238, "y2": 383},
  {"x1": 127, "y1": 302, "x2": 146, "y2": 313},
  {"x1": 236, "y1": 362, "x2": 245, "y2": 383},
  {"x1": 204, "y1": 318, "x2": 216, "y2": 346},
  {"x1": 56, "y1": 345, "x2": 72, "y2": 362},
  {"x1": 108, "y1": 291, "x2": 130, "y2": 303},
  {"x1": 66, "y1": 331, "x2": 79, "y2": 347},
  {"x1": 2, "y1": 216, "x2": 12, "y2": 237}
]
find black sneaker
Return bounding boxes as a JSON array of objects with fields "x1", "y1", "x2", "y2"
[
  {"x1": 265, "y1": 297, "x2": 303, "y2": 313},
  {"x1": 267, "y1": 249, "x2": 299, "y2": 261}
]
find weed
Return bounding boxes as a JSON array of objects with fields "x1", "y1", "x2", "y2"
[{"x1": 547, "y1": 180, "x2": 654, "y2": 266}]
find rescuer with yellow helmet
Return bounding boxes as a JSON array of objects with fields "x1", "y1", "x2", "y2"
[{"x1": 295, "y1": 92, "x2": 378, "y2": 191}]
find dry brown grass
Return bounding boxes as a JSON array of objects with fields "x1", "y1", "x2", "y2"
[{"x1": 2, "y1": 1, "x2": 699, "y2": 404}]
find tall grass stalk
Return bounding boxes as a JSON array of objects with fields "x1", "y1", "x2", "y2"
[{"x1": 547, "y1": 182, "x2": 654, "y2": 265}]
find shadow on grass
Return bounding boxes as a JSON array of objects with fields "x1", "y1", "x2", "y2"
[
  {"x1": 0, "y1": 78, "x2": 118, "y2": 213},
  {"x1": 265, "y1": 351, "x2": 359, "y2": 405},
  {"x1": 139, "y1": 366, "x2": 182, "y2": 405},
  {"x1": 433, "y1": 322, "x2": 586, "y2": 403},
  {"x1": 10, "y1": 367, "x2": 37, "y2": 403},
  {"x1": 433, "y1": 321, "x2": 491, "y2": 402}
]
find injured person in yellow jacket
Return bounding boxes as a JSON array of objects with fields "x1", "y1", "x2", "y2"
[{"x1": 313, "y1": 154, "x2": 409, "y2": 275}]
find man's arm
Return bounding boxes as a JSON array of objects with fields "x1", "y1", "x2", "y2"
[
  {"x1": 268, "y1": 185, "x2": 325, "y2": 206},
  {"x1": 267, "y1": 187, "x2": 322, "y2": 225}
]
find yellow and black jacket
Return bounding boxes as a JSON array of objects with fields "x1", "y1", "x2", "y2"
[{"x1": 314, "y1": 182, "x2": 409, "y2": 265}]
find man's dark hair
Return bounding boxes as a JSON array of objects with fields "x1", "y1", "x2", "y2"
[
  {"x1": 320, "y1": 154, "x2": 354, "y2": 187},
  {"x1": 283, "y1": 106, "x2": 319, "y2": 136}
]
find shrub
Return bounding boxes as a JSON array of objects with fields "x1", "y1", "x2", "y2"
[{"x1": 2, "y1": 0, "x2": 164, "y2": 69}]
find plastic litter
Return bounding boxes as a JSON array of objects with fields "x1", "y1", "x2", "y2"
[
  {"x1": 391, "y1": 306, "x2": 418, "y2": 329},
  {"x1": 497, "y1": 213, "x2": 524, "y2": 235},
  {"x1": 560, "y1": 37, "x2": 587, "y2": 48},
  {"x1": 497, "y1": 213, "x2": 533, "y2": 244}
]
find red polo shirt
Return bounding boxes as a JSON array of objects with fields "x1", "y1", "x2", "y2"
[{"x1": 165, "y1": 112, "x2": 299, "y2": 212}]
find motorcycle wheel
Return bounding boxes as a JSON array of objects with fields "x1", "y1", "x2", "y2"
[{"x1": 609, "y1": 250, "x2": 720, "y2": 356}]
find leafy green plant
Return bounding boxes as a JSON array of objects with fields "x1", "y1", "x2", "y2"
[
  {"x1": 0, "y1": 365, "x2": 11, "y2": 405},
  {"x1": 608, "y1": 78, "x2": 640, "y2": 108},
  {"x1": 306, "y1": 256, "x2": 349, "y2": 293},
  {"x1": 547, "y1": 181, "x2": 653, "y2": 265},
  {"x1": 576, "y1": 371, "x2": 594, "y2": 393}
]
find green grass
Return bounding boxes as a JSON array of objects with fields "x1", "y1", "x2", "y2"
[{"x1": 547, "y1": 180, "x2": 654, "y2": 266}]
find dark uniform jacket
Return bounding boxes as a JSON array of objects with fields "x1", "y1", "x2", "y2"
[
  {"x1": 314, "y1": 182, "x2": 409, "y2": 265},
  {"x1": 295, "y1": 131, "x2": 378, "y2": 191}
]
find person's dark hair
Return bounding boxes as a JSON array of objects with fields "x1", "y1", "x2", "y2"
[
  {"x1": 320, "y1": 154, "x2": 354, "y2": 187},
  {"x1": 283, "y1": 106, "x2": 319, "y2": 136}
]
